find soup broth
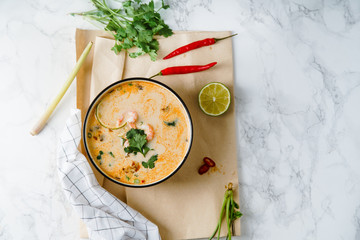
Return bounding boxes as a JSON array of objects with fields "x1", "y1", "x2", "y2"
[{"x1": 85, "y1": 80, "x2": 191, "y2": 185}]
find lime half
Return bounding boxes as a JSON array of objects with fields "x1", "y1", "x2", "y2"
[
  {"x1": 198, "y1": 82, "x2": 231, "y2": 116},
  {"x1": 95, "y1": 100, "x2": 127, "y2": 130}
]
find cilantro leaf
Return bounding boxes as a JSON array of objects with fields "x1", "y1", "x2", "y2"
[
  {"x1": 142, "y1": 154, "x2": 158, "y2": 169},
  {"x1": 149, "y1": 154, "x2": 158, "y2": 162},
  {"x1": 148, "y1": 0, "x2": 154, "y2": 11},
  {"x1": 129, "y1": 51, "x2": 145, "y2": 58},
  {"x1": 148, "y1": 161, "x2": 155, "y2": 169},
  {"x1": 143, "y1": 146, "x2": 150, "y2": 156},
  {"x1": 111, "y1": 44, "x2": 122, "y2": 54},
  {"x1": 148, "y1": 50, "x2": 157, "y2": 61},
  {"x1": 232, "y1": 211, "x2": 243, "y2": 220},
  {"x1": 164, "y1": 120, "x2": 176, "y2": 126},
  {"x1": 161, "y1": 0, "x2": 170, "y2": 9}
]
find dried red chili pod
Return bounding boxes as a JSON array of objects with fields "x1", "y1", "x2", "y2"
[
  {"x1": 203, "y1": 157, "x2": 216, "y2": 167},
  {"x1": 198, "y1": 164, "x2": 210, "y2": 175}
]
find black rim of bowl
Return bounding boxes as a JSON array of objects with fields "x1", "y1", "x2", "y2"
[{"x1": 83, "y1": 77, "x2": 193, "y2": 188}]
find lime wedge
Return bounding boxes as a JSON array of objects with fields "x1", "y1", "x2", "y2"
[
  {"x1": 198, "y1": 82, "x2": 231, "y2": 116},
  {"x1": 95, "y1": 100, "x2": 127, "y2": 130}
]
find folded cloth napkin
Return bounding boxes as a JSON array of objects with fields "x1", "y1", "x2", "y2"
[{"x1": 57, "y1": 109, "x2": 161, "y2": 240}]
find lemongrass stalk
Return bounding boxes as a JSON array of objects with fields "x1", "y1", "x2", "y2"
[{"x1": 30, "y1": 41, "x2": 93, "y2": 136}]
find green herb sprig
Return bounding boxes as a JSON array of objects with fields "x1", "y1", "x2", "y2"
[
  {"x1": 209, "y1": 183, "x2": 242, "y2": 240},
  {"x1": 124, "y1": 128, "x2": 150, "y2": 156},
  {"x1": 72, "y1": 0, "x2": 173, "y2": 61},
  {"x1": 164, "y1": 120, "x2": 176, "y2": 126},
  {"x1": 142, "y1": 154, "x2": 158, "y2": 169},
  {"x1": 96, "y1": 150, "x2": 104, "y2": 159}
]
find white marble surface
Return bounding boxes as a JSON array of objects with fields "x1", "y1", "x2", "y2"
[{"x1": 1, "y1": 0, "x2": 360, "y2": 239}]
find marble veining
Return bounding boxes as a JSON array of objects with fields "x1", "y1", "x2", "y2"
[{"x1": 1, "y1": 0, "x2": 360, "y2": 239}]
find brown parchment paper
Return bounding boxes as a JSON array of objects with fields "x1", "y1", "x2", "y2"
[{"x1": 76, "y1": 29, "x2": 240, "y2": 240}]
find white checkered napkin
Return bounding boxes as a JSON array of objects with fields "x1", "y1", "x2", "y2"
[{"x1": 57, "y1": 109, "x2": 161, "y2": 240}]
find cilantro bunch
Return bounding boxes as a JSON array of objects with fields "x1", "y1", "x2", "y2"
[{"x1": 73, "y1": 0, "x2": 173, "y2": 61}]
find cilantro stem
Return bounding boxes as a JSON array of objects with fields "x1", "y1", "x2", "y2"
[
  {"x1": 81, "y1": 0, "x2": 128, "y2": 27},
  {"x1": 155, "y1": 6, "x2": 165, "y2": 13}
]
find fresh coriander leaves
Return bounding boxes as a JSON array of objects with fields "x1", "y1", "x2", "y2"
[
  {"x1": 96, "y1": 150, "x2": 104, "y2": 159},
  {"x1": 73, "y1": 0, "x2": 173, "y2": 61},
  {"x1": 164, "y1": 120, "x2": 176, "y2": 126},
  {"x1": 142, "y1": 154, "x2": 158, "y2": 169},
  {"x1": 124, "y1": 129, "x2": 150, "y2": 156}
]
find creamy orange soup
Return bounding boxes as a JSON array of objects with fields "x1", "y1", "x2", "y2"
[{"x1": 85, "y1": 80, "x2": 191, "y2": 186}]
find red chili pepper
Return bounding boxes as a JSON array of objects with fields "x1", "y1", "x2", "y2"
[
  {"x1": 163, "y1": 33, "x2": 237, "y2": 60},
  {"x1": 149, "y1": 62, "x2": 217, "y2": 79}
]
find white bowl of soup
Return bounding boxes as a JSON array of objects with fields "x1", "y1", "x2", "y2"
[{"x1": 83, "y1": 78, "x2": 193, "y2": 187}]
